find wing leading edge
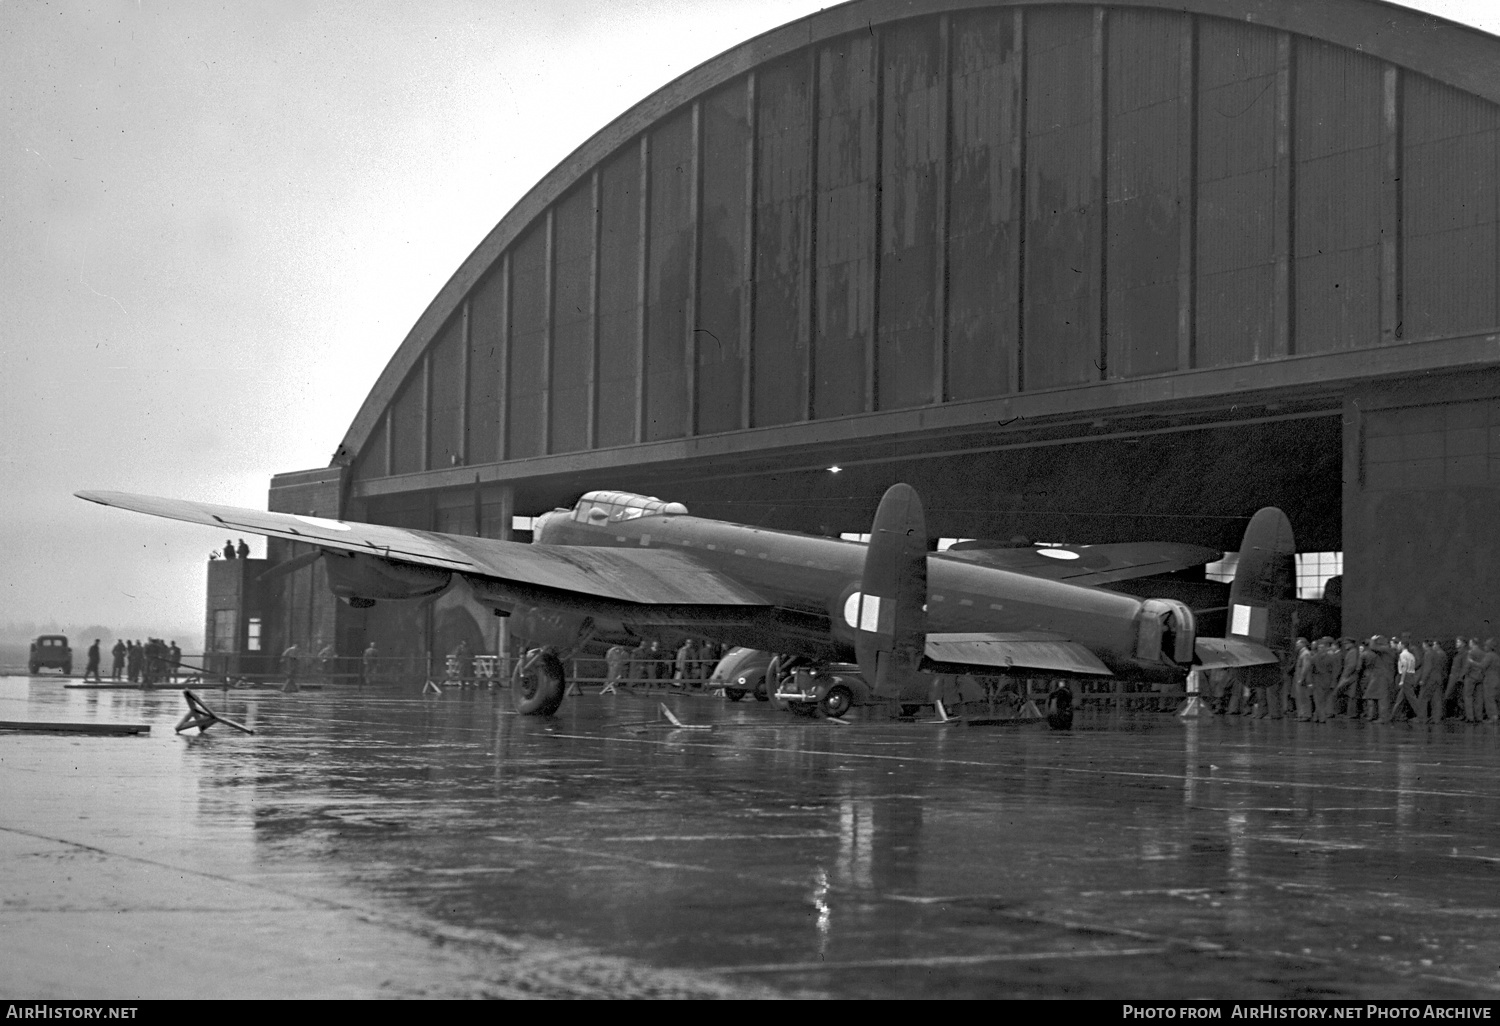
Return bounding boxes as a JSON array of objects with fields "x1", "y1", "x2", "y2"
[{"x1": 76, "y1": 490, "x2": 770, "y2": 608}]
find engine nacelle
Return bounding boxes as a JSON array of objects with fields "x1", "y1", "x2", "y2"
[
  {"x1": 1136, "y1": 598, "x2": 1196, "y2": 666},
  {"x1": 323, "y1": 551, "x2": 452, "y2": 603}
]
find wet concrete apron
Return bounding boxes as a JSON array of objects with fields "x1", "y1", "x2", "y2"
[{"x1": 2, "y1": 675, "x2": 1498, "y2": 999}]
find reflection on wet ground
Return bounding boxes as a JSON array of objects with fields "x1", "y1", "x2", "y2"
[{"x1": 3, "y1": 675, "x2": 1500, "y2": 998}]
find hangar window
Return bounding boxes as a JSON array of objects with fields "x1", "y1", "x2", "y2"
[
  {"x1": 571, "y1": 490, "x2": 688, "y2": 525},
  {"x1": 1205, "y1": 551, "x2": 1343, "y2": 601},
  {"x1": 246, "y1": 617, "x2": 262, "y2": 652}
]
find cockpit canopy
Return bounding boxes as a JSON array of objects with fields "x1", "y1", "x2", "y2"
[{"x1": 570, "y1": 490, "x2": 688, "y2": 525}]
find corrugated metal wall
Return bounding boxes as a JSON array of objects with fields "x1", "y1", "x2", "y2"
[{"x1": 355, "y1": 3, "x2": 1500, "y2": 483}]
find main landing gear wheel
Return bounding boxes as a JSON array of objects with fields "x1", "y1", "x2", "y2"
[
  {"x1": 513, "y1": 650, "x2": 567, "y2": 716},
  {"x1": 820, "y1": 684, "x2": 853, "y2": 718},
  {"x1": 1046, "y1": 684, "x2": 1074, "y2": 731}
]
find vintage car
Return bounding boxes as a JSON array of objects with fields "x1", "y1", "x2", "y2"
[
  {"x1": 29, "y1": 635, "x2": 72, "y2": 675},
  {"x1": 772, "y1": 661, "x2": 872, "y2": 718},
  {"x1": 706, "y1": 646, "x2": 773, "y2": 702}
]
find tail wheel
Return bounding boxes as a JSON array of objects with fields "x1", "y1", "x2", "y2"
[
  {"x1": 725, "y1": 688, "x2": 746, "y2": 702},
  {"x1": 752, "y1": 675, "x2": 769, "y2": 702},
  {"x1": 820, "y1": 684, "x2": 854, "y2": 718},
  {"x1": 513, "y1": 650, "x2": 567, "y2": 716}
]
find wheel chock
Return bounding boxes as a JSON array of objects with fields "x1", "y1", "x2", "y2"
[
  {"x1": 566, "y1": 682, "x2": 583, "y2": 696},
  {"x1": 175, "y1": 690, "x2": 254, "y2": 735},
  {"x1": 1017, "y1": 698, "x2": 1045, "y2": 720},
  {"x1": 600, "y1": 681, "x2": 617, "y2": 695},
  {"x1": 657, "y1": 703, "x2": 713, "y2": 730},
  {"x1": 422, "y1": 680, "x2": 442, "y2": 694},
  {"x1": 1177, "y1": 695, "x2": 1204, "y2": 718}
]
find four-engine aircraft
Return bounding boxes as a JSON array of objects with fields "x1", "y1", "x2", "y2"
[{"x1": 76, "y1": 484, "x2": 1295, "y2": 716}]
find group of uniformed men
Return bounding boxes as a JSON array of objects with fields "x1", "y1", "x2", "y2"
[
  {"x1": 1211, "y1": 635, "x2": 1500, "y2": 723},
  {"x1": 603, "y1": 638, "x2": 726, "y2": 687},
  {"x1": 84, "y1": 637, "x2": 180, "y2": 684}
]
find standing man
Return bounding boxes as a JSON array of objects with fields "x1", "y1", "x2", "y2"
[
  {"x1": 236, "y1": 538, "x2": 250, "y2": 560},
  {"x1": 1394, "y1": 640, "x2": 1420, "y2": 721},
  {"x1": 111, "y1": 638, "x2": 126, "y2": 681},
  {"x1": 1337, "y1": 638, "x2": 1362, "y2": 718},
  {"x1": 1417, "y1": 639, "x2": 1449, "y2": 724},
  {"x1": 224, "y1": 540, "x2": 236, "y2": 560},
  {"x1": 362, "y1": 641, "x2": 378, "y2": 686},
  {"x1": 281, "y1": 643, "x2": 301, "y2": 689},
  {"x1": 1482, "y1": 639, "x2": 1500, "y2": 724},
  {"x1": 83, "y1": 639, "x2": 102, "y2": 682},
  {"x1": 605, "y1": 644, "x2": 628, "y2": 689},
  {"x1": 317, "y1": 640, "x2": 336, "y2": 681},
  {"x1": 1311, "y1": 638, "x2": 1339, "y2": 722},
  {"x1": 168, "y1": 640, "x2": 181, "y2": 683},
  {"x1": 1362, "y1": 636, "x2": 1396, "y2": 722},
  {"x1": 1462, "y1": 638, "x2": 1491, "y2": 722},
  {"x1": 1291, "y1": 638, "x2": 1314, "y2": 720},
  {"x1": 1445, "y1": 637, "x2": 1469, "y2": 722}
]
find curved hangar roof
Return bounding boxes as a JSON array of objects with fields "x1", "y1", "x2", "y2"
[{"x1": 336, "y1": 0, "x2": 1500, "y2": 496}]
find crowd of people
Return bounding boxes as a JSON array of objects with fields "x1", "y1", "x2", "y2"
[
  {"x1": 604, "y1": 638, "x2": 726, "y2": 687},
  {"x1": 80, "y1": 637, "x2": 181, "y2": 684},
  {"x1": 1205, "y1": 634, "x2": 1500, "y2": 724}
]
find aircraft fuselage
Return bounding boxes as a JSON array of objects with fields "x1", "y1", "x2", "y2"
[{"x1": 517, "y1": 511, "x2": 1168, "y2": 680}]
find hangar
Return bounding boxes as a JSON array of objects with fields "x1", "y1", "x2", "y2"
[{"x1": 236, "y1": 0, "x2": 1500, "y2": 667}]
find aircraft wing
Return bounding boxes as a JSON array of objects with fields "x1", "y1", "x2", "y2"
[
  {"x1": 1193, "y1": 637, "x2": 1279, "y2": 669},
  {"x1": 923, "y1": 632, "x2": 1115, "y2": 677},
  {"x1": 939, "y1": 541, "x2": 1220, "y2": 586},
  {"x1": 76, "y1": 491, "x2": 770, "y2": 607}
]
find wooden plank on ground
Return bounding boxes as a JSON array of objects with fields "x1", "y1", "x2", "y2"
[{"x1": 0, "y1": 720, "x2": 150, "y2": 735}]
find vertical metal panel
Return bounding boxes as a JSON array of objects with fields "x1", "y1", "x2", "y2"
[
  {"x1": 1023, "y1": 5, "x2": 1099, "y2": 390},
  {"x1": 1402, "y1": 73, "x2": 1500, "y2": 338},
  {"x1": 506, "y1": 220, "x2": 548, "y2": 458},
  {"x1": 551, "y1": 183, "x2": 595, "y2": 455},
  {"x1": 752, "y1": 51, "x2": 813, "y2": 427},
  {"x1": 588, "y1": 171, "x2": 601, "y2": 449},
  {"x1": 465, "y1": 261, "x2": 506, "y2": 465},
  {"x1": 644, "y1": 107, "x2": 694, "y2": 442},
  {"x1": 814, "y1": 32, "x2": 877, "y2": 419},
  {"x1": 383, "y1": 409, "x2": 392, "y2": 477},
  {"x1": 596, "y1": 145, "x2": 644, "y2": 447},
  {"x1": 877, "y1": 16, "x2": 944, "y2": 411},
  {"x1": 387, "y1": 364, "x2": 424, "y2": 475},
  {"x1": 933, "y1": 15, "x2": 951, "y2": 403},
  {"x1": 1273, "y1": 31, "x2": 1292, "y2": 359},
  {"x1": 1194, "y1": 17, "x2": 1279, "y2": 367},
  {"x1": 698, "y1": 78, "x2": 751, "y2": 435},
  {"x1": 419, "y1": 352, "x2": 430, "y2": 472},
  {"x1": 1176, "y1": 19, "x2": 1197, "y2": 370},
  {"x1": 1105, "y1": 7, "x2": 1186, "y2": 379},
  {"x1": 947, "y1": 7, "x2": 1023, "y2": 401},
  {"x1": 637, "y1": 135, "x2": 650, "y2": 443},
  {"x1": 1293, "y1": 36, "x2": 1385, "y2": 354},
  {"x1": 425, "y1": 314, "x2": 464, "y2": 469},
  {"x1": 541, "y1": 210, "x2": 554, "y2": 452},
  {"x1": 1381, "y1": 67, "x2": 1402, "y2": 343},
  {"x1": 353, "y1": 414, "x2": 387, "y2": 482},
  {"x1": 458, "y1": 301, "x2": 469, "y2": 463},
  {"x1": 686, "y1": 102, "x2": 701, "y2": 435}
]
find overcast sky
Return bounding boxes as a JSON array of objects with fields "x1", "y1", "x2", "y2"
[{"x1": 3, "y1": 1, "x2": 1497, "y2": 647}]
